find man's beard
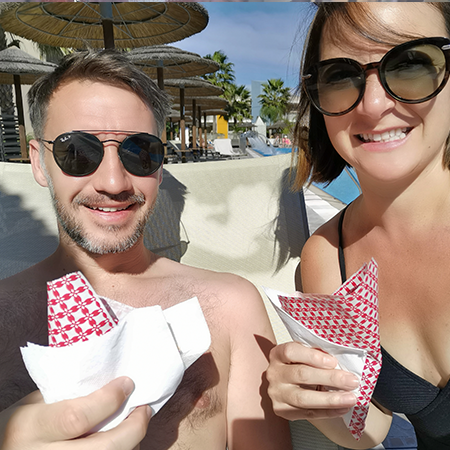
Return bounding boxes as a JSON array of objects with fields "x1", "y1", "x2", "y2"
[{"x1": 47, "y1": 180, "x2": 152, "y2": 255}]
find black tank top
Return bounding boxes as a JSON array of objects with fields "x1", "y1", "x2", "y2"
[{"x1": 338, "y1": 207, "x2": 450, "y2": 449}]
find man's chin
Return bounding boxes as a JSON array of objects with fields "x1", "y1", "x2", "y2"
[
  {"x1": 61, "y1": 227, "x2": 144, "y2": 256},
  {"x1": 79, "y1": 239, "x2": 139, "y2": 256}
]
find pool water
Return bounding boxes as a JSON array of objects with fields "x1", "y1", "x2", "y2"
[
  {"x1": 269, "y1": 149, "x2": 360, "y2": 205},
  {"x1": 314, "y1": 167, "x2": 361, "y2": 205}
]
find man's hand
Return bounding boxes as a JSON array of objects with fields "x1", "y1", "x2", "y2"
[
  {"x1": 267, "y1": 341, "x2": 359, "y2": 421},
  {"x1": 0, "y1": 377, "x2": 151, "y2": 450}
]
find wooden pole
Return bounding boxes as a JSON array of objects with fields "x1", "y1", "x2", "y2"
[
  {"x1": 156, "y1": 65, "x2": 168, "y2": 163},
  {"x1": 100, "y1": 3, "x2": 115, "y2": 49},
  {"x1": 13, "y1": 74, "x2": 27, "y2": 159},
  {"x1": 180, "y1": 86, "x2": 186, "y2": 163},
  {"x1": 192, "y1": 98, "x2": 197, "y2": 158}
]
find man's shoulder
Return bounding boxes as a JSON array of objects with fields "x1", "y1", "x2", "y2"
[
  {"x1": 158, "y1": 258, "x2": 262, "y2": 311},
  {"x1": 169, "y1": 258, "x2": 257, "y2": 290},
  {"x1": 0, "y1": 262, "x2": 49, "y2": 294}
]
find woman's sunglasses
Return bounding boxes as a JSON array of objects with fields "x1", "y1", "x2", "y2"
[
  {"x1": 40, "y1": 131, "x2": 165, "y2": 177},
  {"x1": 302, "y1": 37, "x2": 450, "y2": 116}
]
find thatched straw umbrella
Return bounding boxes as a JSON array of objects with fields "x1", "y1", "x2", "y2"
[
  {"x1": 127, "y1": 46, "x2": 218, "y2": 161},
  {"x1": 0, "y1": 46, "x2": 56, "y2": 159},
  {"x1": 127, "y1": 45, "x2": 219, "y2": 89},
  {"x1": 0, "y1": 2, "x2": 209, "y2": 49}
]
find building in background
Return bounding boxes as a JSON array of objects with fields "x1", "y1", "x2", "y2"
[{"x1": 251, "y1": 80, "x2": 262, "y2": 122}]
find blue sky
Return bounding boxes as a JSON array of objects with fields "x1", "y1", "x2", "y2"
[{"x1": 176, "y1": 2, "x2": 315, "y2": 90}]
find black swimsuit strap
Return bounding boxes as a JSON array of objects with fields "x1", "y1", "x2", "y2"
[{"x1": 337, "y1": 205, "x2": 350, "y2": 284}]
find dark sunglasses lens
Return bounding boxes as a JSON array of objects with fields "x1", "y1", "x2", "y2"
[
  {"x1": 120, "y1": 133, "x2": 164, "y2": 176},
  {"x1": 53, "y1": 132, "x2": 103, "y2": 176},
  {"x1": 310, "y1": 60, "x2": 364, "y2": 115},
  {"x1": 384, "y1": 43, "x2": 447, "y2": 102}
]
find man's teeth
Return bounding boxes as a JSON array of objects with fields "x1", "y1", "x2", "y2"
[
  {"x1": 359, "y1": 128, "x2": 408, "y2": 143},
  {"x1": 90, "y1": 206, "x2": 128, "y2": 212}
]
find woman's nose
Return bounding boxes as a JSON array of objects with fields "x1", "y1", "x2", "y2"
[{"x1": 355, "y1": 71, "x2": 396, "y2": 119}]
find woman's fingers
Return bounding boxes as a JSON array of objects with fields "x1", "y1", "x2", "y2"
[{"x1": 267, "y1": 342, "x2": 359, "y2": 421}]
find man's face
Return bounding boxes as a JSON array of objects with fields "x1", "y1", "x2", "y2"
[{"x1": 30, "y1": 80, "x2": 162, "y2": 255}]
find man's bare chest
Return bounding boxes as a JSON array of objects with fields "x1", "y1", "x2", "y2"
[{"x1": 140, "y1": 350, "x2": 228, "y2": 450}]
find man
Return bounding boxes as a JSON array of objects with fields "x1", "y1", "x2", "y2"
[{"x1": 0, "y1": 50, "x2": 292, "y2": 449}]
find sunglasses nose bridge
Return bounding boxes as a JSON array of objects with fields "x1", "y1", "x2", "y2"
[
  {"x1": 359, "y1": 61, "x2": 383, "y2": 87},
  {"x1": 100, "y1": 138, "x2": 122, "y2": 149}
]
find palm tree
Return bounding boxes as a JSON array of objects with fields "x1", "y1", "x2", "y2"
[
  {"x1": 35, "y1": 43, "x2": 68, "y2": 65},
  {"x1": 258, "y1": 78, "x2": 291, "y2": 126},
  {"x1": 202, "y1": 50, "x2": 253, "y2": 132},
  {"x1": 224, "y1": 83, "x2": 252, "y2": 132},
  {"x1": 203, "y1": 50, "x2": 236, "y2": 90}
]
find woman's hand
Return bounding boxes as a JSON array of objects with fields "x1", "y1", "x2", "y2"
[
  {"x1": 0, "y1": 377, "x2": 151, "y2": 450},
  {"x1": 267, "y1": 341, "x2": 359, "y2": 421}
]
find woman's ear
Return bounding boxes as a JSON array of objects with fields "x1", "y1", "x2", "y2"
[{"x1": 29, "y1": 139, "x2": 49, "y2": 187}]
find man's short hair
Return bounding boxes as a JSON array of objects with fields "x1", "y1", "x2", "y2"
[{"x1": 28, "y1": 49, "x2": 171, "y2": 140}]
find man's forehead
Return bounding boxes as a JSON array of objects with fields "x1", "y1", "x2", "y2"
[{"x1": 46, "y1": 79, "x2": 157, "y2": 135}]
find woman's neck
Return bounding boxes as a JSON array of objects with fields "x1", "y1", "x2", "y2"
[{"x1": 355, "y1": 159, "x2": 450, "y2": 233}]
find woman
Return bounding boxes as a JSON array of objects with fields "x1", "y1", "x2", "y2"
[{"x1": 267, "y1": 3, "x2": 450, "y2": 449}]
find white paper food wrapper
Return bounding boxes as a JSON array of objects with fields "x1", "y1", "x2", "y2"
[
  {"x1": 21, "y1": 272, "x2": 211, "y2": 432},
  {"x1": 263, "y1": 259, "x2": 381, "y2": 439}
]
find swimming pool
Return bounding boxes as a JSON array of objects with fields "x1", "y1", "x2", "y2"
[
  {"x1": 268, "y1": 149, "x2": 361, "y2": 205},
  {"x1": 313, "y1": 167, "x2": 361, "y2": 205}
]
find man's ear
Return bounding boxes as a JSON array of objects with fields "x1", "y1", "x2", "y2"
[
  {"x1": 158, "y1": 165, "x2": 163, "y2": 185},
  {"x1": 29, "y1": 139, "x2": 49, "y2": 187}
]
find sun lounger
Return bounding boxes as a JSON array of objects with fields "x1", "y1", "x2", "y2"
[
  {"x1": 0, "y1": 115, "x2": 22, "y2": 162},
  {"x1": 213, "y1": 138, "x2": 244, "y2": 159}
]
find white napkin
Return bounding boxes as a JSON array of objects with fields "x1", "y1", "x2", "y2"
[
  {"x1": 264, "y1": 286, "x2": 365, "y2": 429},
  {"x1": 21, "y1": 296, "x2": 211, "y2": 432}
]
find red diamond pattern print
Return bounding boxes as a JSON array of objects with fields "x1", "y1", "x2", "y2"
[
  {"x1": 47, "y1": 272, "x2": 118, "y2": 348},
  {"x1": 278, "y1": 259, "x2": 381, "y2": 440}
]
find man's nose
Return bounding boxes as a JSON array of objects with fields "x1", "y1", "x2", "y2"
[{"x1": 90, "y1": 143, "x2": 133, "y2": 194}]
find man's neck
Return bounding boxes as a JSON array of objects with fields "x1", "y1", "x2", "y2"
[{"x1": 52, "y1": 237, "x2": 155, "y2": 280}]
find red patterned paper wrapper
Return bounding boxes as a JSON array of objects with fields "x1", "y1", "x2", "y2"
[
  {"x1": 276, "y1": 259, "x2": 381, "y2": 439},
  {"x1": 47, "y1": 272, "x2": 118, "y2": 347}
]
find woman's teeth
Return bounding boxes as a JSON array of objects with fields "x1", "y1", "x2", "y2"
[{"x1": 359, "y1": 128, "x2": 408, "y2": 143}]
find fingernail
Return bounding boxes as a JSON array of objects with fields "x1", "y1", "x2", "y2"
[
  {"x1": 334, "y1": 408, "x2": 352, "y2": 416},
  {"x1": 323, "y1": 355, "x2": 336, "y2": 367},
  {"x1": 346, "y1": 375, "x2": 360, "y2": 389},
  {"x1": 340, "y1": 393, "x2": 357, "y2": 406},
  {"x1": 122, "y1": 377, "x2": 135, "y2": 397},
  {"x1": 146, "y1": 405, "x2": 152, "y2": 420}
]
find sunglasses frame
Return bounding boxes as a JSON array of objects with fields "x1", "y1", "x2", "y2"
[
  {"x1": 302, "y1": 37, "x2": 450, "y2": 116},
  {"x1": 40, "y1": 130, "x2": 165, "y2": 177}
]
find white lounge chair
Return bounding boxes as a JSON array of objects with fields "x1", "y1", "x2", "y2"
[{"x1": 213, "y1": 138, "x2": 244, "y2": 159}]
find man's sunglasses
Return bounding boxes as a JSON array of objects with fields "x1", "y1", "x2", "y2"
[
  {"x1": 302, "y1": 37, "x2": 450, "y2": 116},
  {"x1": 40, "y1": 131, "x2": 164, "y2": 177}
]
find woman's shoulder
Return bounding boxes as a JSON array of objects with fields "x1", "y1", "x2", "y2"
[
  {"x1": 296, "y1": 210, "x2": 344, "y2": 293},
  {"x1": 303, "y1": 210, "x2": 342, "y2": 260}
]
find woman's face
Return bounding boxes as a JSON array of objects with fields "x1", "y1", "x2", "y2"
[{"x1": 321, "y1": 4, "x2": 450, "y2": 186}]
